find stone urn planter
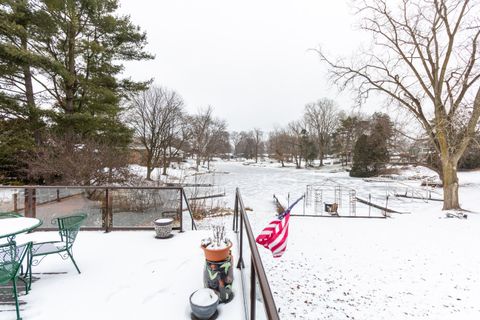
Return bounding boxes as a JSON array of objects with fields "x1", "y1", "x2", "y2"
[
  {"x1": 154, "y1": 218, "x2": 173, "y2": 239},
  {"x1": 190, "y1": 288, "x2": 219, "y2": 320}
]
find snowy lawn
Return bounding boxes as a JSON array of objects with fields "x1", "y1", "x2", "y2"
[
  {"x1": 209, "y1": 161, "x2": 480, "y2": 320},
  {"x1": 2, "y1": 230, "x2": 243, "y2": 320}
]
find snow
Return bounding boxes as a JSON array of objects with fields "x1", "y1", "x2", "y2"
[
  {"x1": 190, "y1": 288, "x2": 219, "y2": 306},
  {"x1": 2, "y1": 230, "x2": 243, "y2": 320},
  {"x1": 2, "y1": 160, "x2": 479, "y2": 319},
  {"x1": 0, "y1": 217, "x2": 41, "y2": 239},
  {"x1": 198, "y1": 160, "x2": 480, "y2": 319},
  {"x1": 206, "y1": 240, "x2": 231, "y2": 250},
  {"x1": 154, "y1": 218, "x2": 173, "y2": 224}
]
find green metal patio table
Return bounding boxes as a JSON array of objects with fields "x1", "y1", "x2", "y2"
[
  {"x1": 0, "y1": 215, "x2": 42, "y2": 292},
  {"x1": 0, "y1": 215, "x2": 43, "y2": 243}
]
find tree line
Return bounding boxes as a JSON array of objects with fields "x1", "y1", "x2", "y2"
[
  {"x1": 1, "y1": 0, "x2": 479, "y2": 212},
  {"x1": 232, "y1": 99, "x2": 398, "y2": 175},
  {"x1": 128, "y1": 86, "x2": 230, "y2": 180}
]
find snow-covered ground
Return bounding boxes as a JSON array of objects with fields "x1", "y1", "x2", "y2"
[
  {"x1": 4, "y1": 230, "x2": 243, "y2": 320},
  {"x1": 2, "y1": 160, "x2": 479, "y2": 320},
  {"x1": 201, "y1": 160, "x2": 480, "y2": 320}
]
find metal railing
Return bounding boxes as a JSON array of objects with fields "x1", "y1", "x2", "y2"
[
  {"x1": 233, "y1": 188, "x2": 279, "y2": 320},
  {"x1": 0, "y1": 186, "x2": 197, "y2": 232}
]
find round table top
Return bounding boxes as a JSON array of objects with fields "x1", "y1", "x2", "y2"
[{"x1": 0, "y1": 216, "x2": 43, "y2": 239}]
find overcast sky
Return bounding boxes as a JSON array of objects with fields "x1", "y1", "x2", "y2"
[{"x1": 118, "y1": 0, "x2": 371, "y2": 132}]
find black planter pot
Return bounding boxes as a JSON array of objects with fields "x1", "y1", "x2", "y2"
[{"x1": 203, "y1": 254, "x2": 234, "y2": 303}]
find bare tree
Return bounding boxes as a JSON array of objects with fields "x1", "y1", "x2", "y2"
[
  {"x1": 204, "y1": 120, "x2": 230, "y2": 169},
  {"x1": 161, "y1": 112, "x2": 190, "y2": 175},
  {"x1": 253, "y1": 128, "x2": 264, "y2": 163},
  {"x1": 304, "y1": 98, "x2": 340, "y2": 166},
  {"x1": 318, "y1": 0, "x2": 480, "y2": 210},
  {"x1": 26, "y1": 136, "x2": 132, "y2": 185},
  {"x1": 190, "y1": 107, "x2": 229, "y2": 170},
  {"x1": 287, "y1": 120, "x2": 307, "y2": 169},
  {"x1": 230, "y1": 131, "x2": 241, "y2": 156},
  {"x1": 268, "y1": 128, "x2": 290, "y2": 167},
  {"x1": 128, "y1": 86, "x2": 185, "y2": 180},
  {"x1": 190, "y1": 107, "x2": 213, "y2": 170},
  {"x1": 234, "y1": 131, "x2": 255, "y2": 159}
]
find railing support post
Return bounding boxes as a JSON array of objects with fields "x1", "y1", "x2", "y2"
[
  {"x1": 250, "y1": 258, "x2": 256, "y2": 320},
  {"x1": 24, "y1": 188, "x2": 36, "y2": 218},
  {"x1": 179, "y1": 189, "x2": 184, "y2": 233},
  {"x1": 236, "y1": 190, "x2": 244, "y2": 269},
  {"x1": 103, "y1": 188, "x2": 112, "y2": 233},
  {"x1": 233, "y1": 191, "x2": 238, "y2": 233},
  {"x1": 13, "y1": 193, "x2": 18, "y2": 212}
]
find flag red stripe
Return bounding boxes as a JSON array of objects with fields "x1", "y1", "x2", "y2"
[{"x1": 255, "y1": 212, "x2": 290, "y2": 258}]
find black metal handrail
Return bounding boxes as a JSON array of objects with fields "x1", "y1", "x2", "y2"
[
  {"x1": 0, "y1": 185, "x2": 196, "y2": 232},
  {"x1": 233, "y1": 188, "x2": 279, "y2": 320}
]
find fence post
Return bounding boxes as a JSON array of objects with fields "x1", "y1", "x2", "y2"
[
  {"x1": 104, "y1": 188, "x2": 110, "y2": 232},
  {"x1": 13, "y1": 193, "x2": 17, "y2": 212},
  {"x1": 369, "y1": 194, "x2": 371, "y2": 217},
  {"x1": 108, "y1": 190, "x2": 113, "y2": 230},
  {"x1": 23, "y1": 188, "x2": 30, "y2": 217},
  {"x1": 24, "y1": 188, "x2": 36, "y2": 218},
  {"x1": 233, "y1": 191, "x2": 238, "y2": 232},
  {"x1": 179, "y1": 189, "x2": 184, "y2": 233},
  {"x1": 236, "y1": 193, "x2": 244, "y2": 269},
  {"x1": 385, "y1": 195, "x2": 389, "y2": 217},
  {"x1": 250, "y1": 260, "x2": 256, "y2": 320}
]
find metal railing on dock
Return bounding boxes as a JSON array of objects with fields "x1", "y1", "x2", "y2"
[{"x1": 233, "y1": 188, "x2": 279, "y2": 320}]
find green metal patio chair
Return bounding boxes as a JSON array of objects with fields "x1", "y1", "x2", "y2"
[
  {"x1": 0, "y1": 241, "x2": 32, "y2": 320},
  {"x1": 30, "y1": 214, "x2": 87, "y2": 275}
]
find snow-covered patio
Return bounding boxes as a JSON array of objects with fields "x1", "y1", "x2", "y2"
[{"x1": 4, "y1": 230, "x2": 245, "y2": 320}]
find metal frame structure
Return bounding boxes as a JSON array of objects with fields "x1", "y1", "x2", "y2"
[
  {"x1": 301, "y1": 184, "x2": 389, "y2": 219},
  {"x1": 233, "y1": 188, "x2": 280, "y2": 320},
  {"x1": 306, "y1": 184, "x2": 358, "y2": 217}
]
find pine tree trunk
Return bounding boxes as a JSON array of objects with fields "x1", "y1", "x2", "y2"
[
  {"x1": 441, "y1": 158, "x2": 460, "y2": 210},
  {"x1": 21, "y1": 36, "x2": 40, "y2": 145},
  {"x1": 63, "y1": 12, "x2": 77, "y2": 145}
]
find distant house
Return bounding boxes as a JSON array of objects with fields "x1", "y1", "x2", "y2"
[
  {"x1": 409, "y1": 138, "x2": 434, "y2": 163},
  {"x1": 128, "y1": 139, "x2": 186, "y2": 166},
  {"x1": 129, "y1": 139, "x2": 147, "y2": 165}
]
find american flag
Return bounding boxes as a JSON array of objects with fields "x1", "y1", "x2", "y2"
[{"x1": 255, "y1": 195, "x2": 304, "y2": 258}]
